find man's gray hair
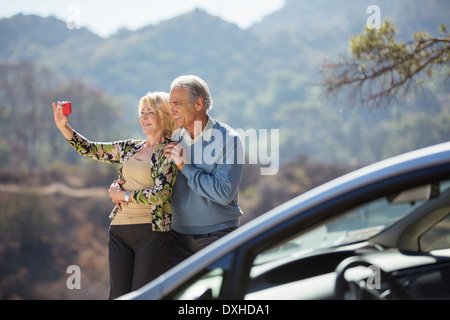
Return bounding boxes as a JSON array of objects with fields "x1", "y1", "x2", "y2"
[{"x1": 170, "y1": 75, "x2": 213, "y2": 111}]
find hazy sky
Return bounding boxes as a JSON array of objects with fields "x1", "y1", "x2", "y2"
[{"x1": 0, "y1": 0, "x2": 285, "y2": 37}]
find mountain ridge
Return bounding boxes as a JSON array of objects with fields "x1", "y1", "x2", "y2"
[{"x1": 1, "y1": 1, "x2": 449, "y2": 165}]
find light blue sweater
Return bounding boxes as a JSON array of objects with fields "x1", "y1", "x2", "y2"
[{"x1": 170, "y1": 116, "x2": 244, "y2": 234}]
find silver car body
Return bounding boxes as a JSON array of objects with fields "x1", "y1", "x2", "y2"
[{"x1": 121, "y1": 141, "x2": 450, "y2": 300}]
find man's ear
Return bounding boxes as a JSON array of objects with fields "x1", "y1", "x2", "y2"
[{"x1": 195, "y1": 97, "x2": 205, "y2": 111}]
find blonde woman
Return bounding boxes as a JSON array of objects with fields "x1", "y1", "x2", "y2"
[{"x1": 52, "y1": 92, "x2": 177, "y2": 299}]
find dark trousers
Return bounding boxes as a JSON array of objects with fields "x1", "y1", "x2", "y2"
[
  {"x1": 108, "y1": 224, "x2": 170, "y2": 299},
  {"x1": 169, "y1": 226, "x2": 237, "y2": 268}
]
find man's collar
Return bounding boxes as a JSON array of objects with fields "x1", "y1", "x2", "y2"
[
  {"x1": 202, "y1": 115, "x2": 215, "y2": 142},
  {"x1": 181, "y1": 115, "x2": 214, "y2": 144}
]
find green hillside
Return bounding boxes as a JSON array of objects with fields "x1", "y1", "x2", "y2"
[{"x1": 1, "y1": 0, "x2": 448, "y2": 166}]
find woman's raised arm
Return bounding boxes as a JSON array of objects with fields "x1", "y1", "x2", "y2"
[{"x1": 52, "y1": 101, "x2": 74, "y2": 140}]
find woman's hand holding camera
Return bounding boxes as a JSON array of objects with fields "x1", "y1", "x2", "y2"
[{"x1": 52, "y1": 101, "x2": 74, "y2": 140}]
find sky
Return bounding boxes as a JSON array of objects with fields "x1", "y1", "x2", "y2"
[{"x1": 0, "y1": 0, "x2": 285, "y2": 37}]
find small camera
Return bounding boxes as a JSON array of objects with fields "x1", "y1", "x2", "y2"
[{"x1": 62, "y1": 101, "x2": 72, "y2": 115}]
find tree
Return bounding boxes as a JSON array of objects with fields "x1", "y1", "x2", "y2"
[
  {"x1": 0, "y1": 61, "x2": 123, "y2": 170},
  {"x1": 319, "y1": 21, "x2": 450, "y2": 109},
  {"x1": 0, "y1": 61, "x2": 58, "y2": 169}
]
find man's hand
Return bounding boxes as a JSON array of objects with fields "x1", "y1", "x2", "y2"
[{"x1": 109, "y1": 179, "x2": 127, "y2": 211}]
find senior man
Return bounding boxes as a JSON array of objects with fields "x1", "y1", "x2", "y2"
[{"x1": 164, "y1": 75, "x2": 244, "y2": 267}]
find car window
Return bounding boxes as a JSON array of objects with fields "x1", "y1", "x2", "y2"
[
  {"x1": 253, "y1": 180, "x2": 450, "y2": 267},
  {"x1": 420, "y1": 214, "x2": 450, "y2": 252},
  {"x1": 253, "y1": 198, "x2": 422, "y2": 266},
  {"x1": 166, "y1": 252, "x2": 235, "y2": 300},
  {"x1": 174, "y1": 268, "x2": 225, "y2": 300}
]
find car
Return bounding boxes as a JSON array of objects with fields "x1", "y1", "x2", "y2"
[{"x1": 121, "y1": 142, "x2": 450, "y2": 300}]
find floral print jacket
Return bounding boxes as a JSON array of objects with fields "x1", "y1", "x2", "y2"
[{"x1": 68, "y1": 131, "x2": 177, "y2": 231}]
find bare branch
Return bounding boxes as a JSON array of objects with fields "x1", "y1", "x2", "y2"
[{"x1": 319, "y1": 21, "x2": 450, "y2": 109}]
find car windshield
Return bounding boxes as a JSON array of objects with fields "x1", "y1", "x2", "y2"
[{"x1": 254, "y1": 180, "x2": 450, "y2": 266}]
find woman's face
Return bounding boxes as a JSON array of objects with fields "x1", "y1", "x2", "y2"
[{"x1": 139, "y1": 102, "x2": 162, "y2": 136}]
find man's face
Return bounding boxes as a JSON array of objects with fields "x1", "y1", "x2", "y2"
[{"x1": 169, "y1": 87, "x2": 198, "y2": 130}]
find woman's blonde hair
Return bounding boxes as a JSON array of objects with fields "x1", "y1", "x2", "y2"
[{"x1": 138, "y1": 92, "x2": 175, "y2": 141}]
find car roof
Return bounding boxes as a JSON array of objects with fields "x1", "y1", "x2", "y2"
[{"x1": 121, "y1": 141, "x2": 450, "y2": 299}]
